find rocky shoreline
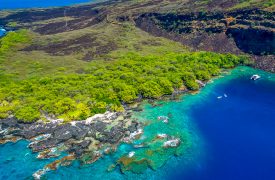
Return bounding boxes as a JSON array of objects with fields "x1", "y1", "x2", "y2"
[
  {"x1": 0, "y1": 110, "x2": 144, "y2": 177},
  {"x1": 0, "y1": 77, "x2": 207, "y2": 178},
  {"x1": 0, "y1": 77, "x2": 205, "y2": 152}
]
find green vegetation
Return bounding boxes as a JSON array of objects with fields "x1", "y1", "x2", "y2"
[
  {"x1": 231, "y1": 0, "x2": 275, "y2": 10},
  {"x1": 0, "y1": 23, "x2": 252, "y2": 123},
  {"x1": 0, "y1": 27, "x2": 250, "y2": 123},
  {"x1": 6, "y1": 22, "x2": 19, "y2": 27},
  {"x1": 0, "y1": 48, "x2": 248, "y2": 122},
  {"x1": 0, "y1": 23, "x2": 187, "y2": 79},
  {"x1": 0, "y1": 30, "x2": 30, "y2": 55}
]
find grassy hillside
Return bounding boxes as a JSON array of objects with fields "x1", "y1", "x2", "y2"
[
  {"x1": 230, "y1": 0, "x2": 275, "y2": 10},
  {"x1": 0, "y1": 23, "x2": 188, "y2": 79},
  {"x1": 0, "y1": 0, "x2": 272, "y2": 122},
  {"x1": 0, "y1": 52, "x2": 247, "y2": 122}
]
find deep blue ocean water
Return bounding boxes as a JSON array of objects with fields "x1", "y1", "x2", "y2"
[
  {"x1": 171, "y1": 67, "x2": 275, "y2": 180},
  {"x1": 0, "y1": 0, "x2": 93, "y2": 10},
  {"x1": 0, "y1": 66, "x2": 275, "y2": 179}
]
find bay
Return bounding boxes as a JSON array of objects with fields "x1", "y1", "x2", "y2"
[{"x1": 1, "y1": 66, "x2": 275, "y2": 179}]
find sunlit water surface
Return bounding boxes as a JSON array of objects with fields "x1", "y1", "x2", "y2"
[{"x1": 0, "y1": 66, "x2": 275, "y2": 180}]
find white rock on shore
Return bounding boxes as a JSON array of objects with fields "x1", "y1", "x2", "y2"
[
  {"x1": 85, "y1": 111, "x2": 117, "y2": 124},
  {"x1": 36, "y1": 111, "x2": 118, "y2": 127},
  {"x1": 129, "y1": 129, "x2": 143, "y2": 139},
  {"x1": 123, "y1": 129, "x2": 143, "y2": 143}
]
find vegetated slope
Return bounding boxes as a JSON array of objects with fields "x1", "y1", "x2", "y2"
[
  {"x1": 0, "y1": 0, "x2": 273, "y2": 73},
  {"x1": 0, "y1": 0, "x2": 273, "y2": 122},
  {"x1": 0, "y1": 31, "x2": 248, "y2": 122}
]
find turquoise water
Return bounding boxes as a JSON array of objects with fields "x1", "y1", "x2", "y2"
[
  {"x1": 0, "y1": 28, "x2": 6, "y2": 37},
  {"x1": 0, "y1": 66, "x2": 275, "y2": 179},
  {"x1": 0, "y1": 0, "x2": 94, "y2": 10}
]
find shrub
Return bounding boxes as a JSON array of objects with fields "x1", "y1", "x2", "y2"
[{"x1": 0, "y1": 52, "x2": 246, "y2": 122}]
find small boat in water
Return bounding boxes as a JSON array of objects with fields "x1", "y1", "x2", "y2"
[
  {"x1": 250, "y1": 74, "x2": 261, "y2": 81},
  {"x1": 217, "y1": 96, "x2": 223, "y2": 99}
]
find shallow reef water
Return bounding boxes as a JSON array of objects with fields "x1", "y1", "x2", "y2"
[{"x1": 0, "y1": 66, "x2": 275, "y2": 180}]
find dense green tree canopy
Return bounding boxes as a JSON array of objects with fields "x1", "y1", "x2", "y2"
[
  {"x1": 0, "y1": 30, "x2": 249, "y2": 122},
  {"x1": 0, "y1": 51, "x2": 248, "y2": 122}
]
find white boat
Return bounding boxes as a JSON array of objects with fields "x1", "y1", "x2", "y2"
[{"x1": 250, "y1": 74, "x2": 261, "y2": 81}]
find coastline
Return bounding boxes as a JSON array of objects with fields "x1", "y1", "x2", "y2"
[
  {"x1": 0, "y1": 0, "x2": 273, "y2": 177},
  {"x1": 0, "y1": 66, "x2": 271, "y2": 179},
  {"x1": 0, "y1": 110, "x2": 142, "y2": 178},
  {"x1": 0, "y1": 70, "x2": 204, "y2": 178}
]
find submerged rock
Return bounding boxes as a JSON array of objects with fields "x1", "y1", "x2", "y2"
[
  {"x1": 45, "y1": 155, "x2": 75, "y2": 170},
  {"x1": 128, "y1": 151, "x2": 135, "y2": 158},
  {"x1": 163, "y1": 138, "x2": 181, "y2": 148},
  {"x1": 117, "y1": 156, "x2": 151, "y2": 174},
  {"x1": 80, "y1": 150, "x2": 102, "y2": 164},
  {"x1": 0, "y1": 136, "x2": 21, "y2": 144},
  {"x1": 158, "y1": 116, "x2": 169, "y2": 123},
  {"x1": 37, "y1": 146, "x2": 63, "y2": 159},
  {"x1": 123, "y1": 128, "x2": 143, "y2": 143},
  {"x1": 33, "y1": 168, "x2": 49, "y2": 180},
  {"x1": 156, "y1": 133, "x2": 167, "y2": 139}
]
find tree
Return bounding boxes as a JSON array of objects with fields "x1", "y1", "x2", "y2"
[
  {"x1": 139, "y1": 81, "x2": 162, "y2": 98},
  {"x1": 15, "y1": 106, "x2": 40, "y2": 122}
]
